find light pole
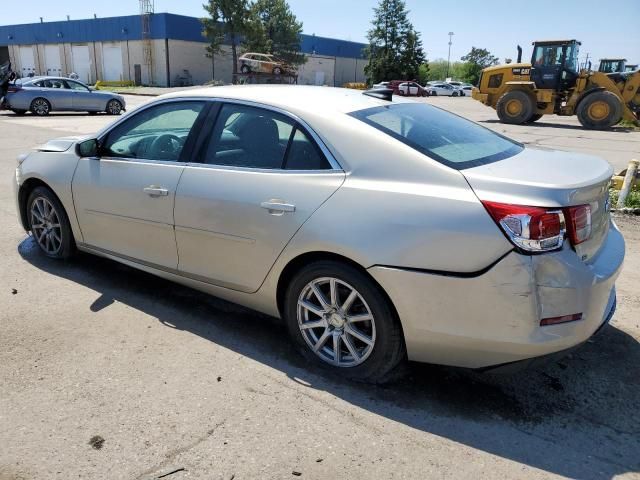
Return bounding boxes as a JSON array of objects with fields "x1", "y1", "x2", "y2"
[{"x1": 446, "y1": 31, "x2": 454, "y2": 79}]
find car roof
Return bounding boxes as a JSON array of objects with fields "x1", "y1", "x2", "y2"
[{"x1": 162, "y1": 85, "x2": 408, "y2": 115}]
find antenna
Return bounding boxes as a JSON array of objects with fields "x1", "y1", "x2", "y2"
[{"x1": 140, "y1": 0, "x2": 154, "y2": 85}]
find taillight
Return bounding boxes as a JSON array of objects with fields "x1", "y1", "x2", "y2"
[
  {"x1": 482, "y1": 201, "x2": 592, "y2": 252},
  {"x1": 565, "y1": 205, "x2": 591, "y2": 245},
  {"x1": 482, "y1": 201, "x2": 565, "y2": 252}
]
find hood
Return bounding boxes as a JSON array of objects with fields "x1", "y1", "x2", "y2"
[{"x1": 35, "y1": 136, "x2": 83, "y2": 153}]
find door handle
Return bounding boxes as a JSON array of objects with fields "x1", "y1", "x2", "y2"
[
  {"x1": 143, "y1": 186, "x2": 169, "y2": 197},
  {"x1": 261, "y1": 200, "x2": 296, "y2": 214}
]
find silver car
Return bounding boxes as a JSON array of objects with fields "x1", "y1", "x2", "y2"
[
  {"x1": 13, "y1": 86, "x2": 624, "y2": 382},
  {"x1": 5, "y1": 76, "x2": 125, "y2": 116}
]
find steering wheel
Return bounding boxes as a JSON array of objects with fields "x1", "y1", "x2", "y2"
[{"x1": 148, "y1": 134, "x2": 183, "y2": 160}]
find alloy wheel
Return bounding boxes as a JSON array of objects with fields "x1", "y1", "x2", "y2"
[
  {"x1": 32, "y1": 99, "x2": 49, "y2": 115},
  {"x1": 297, "y1": 277, "x2": 376, "y2": 367},
  {"x1": 107, "y1": 100, "x2": 122, "y2": 115},
  {"x1": 30, "y1": 196, "x2": 62, "y2": 255}
]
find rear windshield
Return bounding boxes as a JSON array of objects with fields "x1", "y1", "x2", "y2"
[{"x1": 349, "y1": 103, "x2": 523, "y2": 169}]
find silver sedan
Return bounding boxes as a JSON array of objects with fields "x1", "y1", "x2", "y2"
[
  {"x1": 5, "y1": 76, "x2": 125, "y2": 116},
  {"x1": 13, "y1": 86, "x2": 624, "y2": 382}
]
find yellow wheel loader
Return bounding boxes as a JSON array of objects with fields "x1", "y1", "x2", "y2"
[{"x1": 472, "y1": 40, "x2": 640, "y2": 129}]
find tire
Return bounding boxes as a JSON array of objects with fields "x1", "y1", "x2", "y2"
[
  {"x1": 431, "y1": 91, "x2": 437, "y2": 96},
  {"x1": 496, "y1": 90, "x2": 534, "y2": 124},
  {"x1": 12, "y1": 109, "x2": 27, "y2": 115},
  {"x1": 240, "y1": 65, "x2": 251, "y2": 74},
  {"x1": 576, "y1": 91, "x2": 623, "y2": 129},
  {"x1": 272, "y1": 66, "x2": 283, "y2": 75},
  {"x1": 106, "y1": 99, "x2": 122, "y2": 115},
  {"x1": 30, "y1": 98, "x2": 51, "y2": 116},
  {"x1": 284, "y1": 260, "x2": 406, "y2": 383},
  {"x1": 26, "y1": 186, "x2": 75, "y2": 259},
  {"x1": 88, "y1": 111, "x2": 97, "y2": 115},
  {"x1": 452, "y1": 91, "x2": 458, "y2": 97},
  {"x1": 527, "y1": 113, "x2": 543, "y2": 123}
]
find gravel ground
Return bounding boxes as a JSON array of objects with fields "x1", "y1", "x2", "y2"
[{"x1": 0, "y1": 96, "x2": 638, "y2": 480}]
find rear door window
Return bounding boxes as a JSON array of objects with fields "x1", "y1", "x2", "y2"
[
  {"x1": 350, "y1": 103, "x2": 523, "y2": 169},
  {"x1": 203, "y1": 103, "x2": 331, "y2": 170}
]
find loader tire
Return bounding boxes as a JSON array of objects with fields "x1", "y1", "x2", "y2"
[
  {"x1": 576, "y1": 91, "x2": 622, "y2": 129},
  {"x1": 496, "y1": 90, "x2": 534, "y2": 125},
  {"x1": 527, "y1": 114, "x2": 543, "y2": 123}
]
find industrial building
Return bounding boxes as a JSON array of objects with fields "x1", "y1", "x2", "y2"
[{"x1": 0, "y1": 13, "x2": 368, "y2": 87}]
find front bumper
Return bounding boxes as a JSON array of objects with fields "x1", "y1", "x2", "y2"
[{"x1": 368, "y1": 222, "x2": 625, "y2": 368}]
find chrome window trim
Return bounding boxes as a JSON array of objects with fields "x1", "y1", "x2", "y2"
[
  {"x1": 95, "y1": 96, "x2": 343, "y2": 172},
  {"x1": 182, "y1": 162, "x2": 345, "y2": 176}
]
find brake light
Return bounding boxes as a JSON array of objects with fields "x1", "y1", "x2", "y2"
[
  {"x1": 482, "y1": 201, "x2": 565, "y2": 252},
  {"x1": 565, "y1": 205, "x2": 591, "y2": 245}
]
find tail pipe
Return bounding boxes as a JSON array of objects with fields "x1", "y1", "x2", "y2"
[{"x1": 517, "y1": 45, "x2": 522, "y2": 64}]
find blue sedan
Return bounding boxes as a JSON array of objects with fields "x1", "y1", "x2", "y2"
[{"x1": 5, "y1": 76, "x2": 125, "y2": 116}]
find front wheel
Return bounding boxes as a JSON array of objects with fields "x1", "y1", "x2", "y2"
[
  {"x1": 576, "y1": 91, "x2": 623, "y2": 129},
  {"x1": 240, "y1": 65, "x2": 251, "y2": 74},
  {"x1": 106, "y1": 99, "x2": 122, "y2": 115},
  {"x1": 27, "y1": 186, "x2": 75, "y2": 259},
  {"x1": 284, "y1": 261, "x2": 406, "y2": 383}
]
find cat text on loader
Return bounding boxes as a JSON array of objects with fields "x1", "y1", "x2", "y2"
[{"x1": 472, "y1": 40, "x2": 640, "y2": 129}]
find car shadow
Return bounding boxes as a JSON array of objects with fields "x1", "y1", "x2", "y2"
[
  {"x1": 18, "y1": 237, "x2": 640, "y2": 479},
  {"x1": 480, "y1": 119, "x2": 639, "y2": 133}
]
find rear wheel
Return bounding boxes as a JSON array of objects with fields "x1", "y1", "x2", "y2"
[
  {"x1": 576, "y1": 91, "x2": 622, "y2": 129},
  {"x1": 30, "y1": 98, "x2": 50, "y2": 116},
  {"x1": 106, "y1": 99, "x2": 122, "y2": 115},
  {"x1": 27, "y1": 186, "x2": 75, "y2": 259},
  {"x1": 496, "y1": 90, "x2": 534, "y2": 124},
  {"x1": 272, "y1": 66, "x2": 283, "y2": 75},
  {"x1": 284, "y1": 261, "x2": 406, "y2": 383}
]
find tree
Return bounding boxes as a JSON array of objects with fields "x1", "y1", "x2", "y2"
[
  {"x1": 460, "y1": 47, "x2": 499, "y2": 85},
  {"x1": 201, "y1": 7, "x2": 225, "y2": 80},
  {"x1": 203, "y1": 0, "x2": 252, "y2": 76},
  {"x1": 425, "y1": 59, "x2": 465, "y2": 82},
  {"x1": 245, "y1": 0, "x2": 305, "y2": 66},
  {"x1": 364, "y1": 0, "x2": 426, "y2": 83}
]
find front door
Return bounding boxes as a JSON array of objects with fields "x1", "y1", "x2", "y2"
[
  {"x1": 72, "y1": 100, "x2": 208, "y2": 269},
  {"x1": 65, "y1": 79, "x2": 95, "y2": 110},
  {"x1": 174, "y1": 102, "x2": 345, "y2": 293}
]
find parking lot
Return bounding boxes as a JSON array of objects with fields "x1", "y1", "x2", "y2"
[{"x1": 1, "y1": 92, "x2": 639, "y2": 480}]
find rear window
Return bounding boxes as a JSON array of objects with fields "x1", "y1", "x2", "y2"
[{"x1": 349, "y1": 103, "x2": 523, "y2": 169}]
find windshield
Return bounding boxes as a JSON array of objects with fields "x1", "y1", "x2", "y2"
[{"x1": 349, "y1": 103, "x2": 523, "y2": 169}]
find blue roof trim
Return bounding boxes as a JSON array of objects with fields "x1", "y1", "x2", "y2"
[{"x1": 0, "y1": 13, "x2": 367, "y2": 59}]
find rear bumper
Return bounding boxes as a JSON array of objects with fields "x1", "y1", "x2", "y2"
[{"x1": 368, "y1": 221, "x2": 625, "y2": 368}]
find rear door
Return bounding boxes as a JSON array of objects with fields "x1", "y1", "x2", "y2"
[
  {"x1": 174, "y1": 101, "x2": 345, "y2": 292},
  {"x1": 72, "y1": 100, "x2": 208, "y2": 269},
  {"x1": 37, "y1": 79, "x2": 72, "y2": 110}
]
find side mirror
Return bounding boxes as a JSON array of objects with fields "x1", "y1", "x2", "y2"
[{"x1": 76, "y1": 138, "x2": 99, "y2": 158}]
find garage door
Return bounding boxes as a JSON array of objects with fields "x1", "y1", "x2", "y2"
[
  {"x1": 102, "y1": 44, "x2": 123, "y2": 81},
  {"x1": 44, "y1": 45, "x2": 62, "y2": 77},
  {"x1": 19, "y1": 46, "x2": 36, "y2": 78},
  {"x1": 71, "y1": 44, "x2": 92, "y2": 84}
]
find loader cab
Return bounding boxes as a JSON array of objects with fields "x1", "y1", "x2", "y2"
[
  {"x1": 599, "y1": 59, "x2": 627, "y2": 73},
  {"x1": 530, "y1": 39, "x2": 580, "y2": 91}
]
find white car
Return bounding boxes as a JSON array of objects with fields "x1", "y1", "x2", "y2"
[
  {"x1": 427, "y1": 83, "x2": 462, "y2": 97},
  {"x1": 397, "y1": 82, "x2": 428, "y2": 97},
  {"x1": 372, "y1": 81, "x2": 390, "y2": 89}
]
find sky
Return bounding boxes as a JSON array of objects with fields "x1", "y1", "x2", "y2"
[{"x1": 2, "y1": 0, "x2": 639, "y2": 64}]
